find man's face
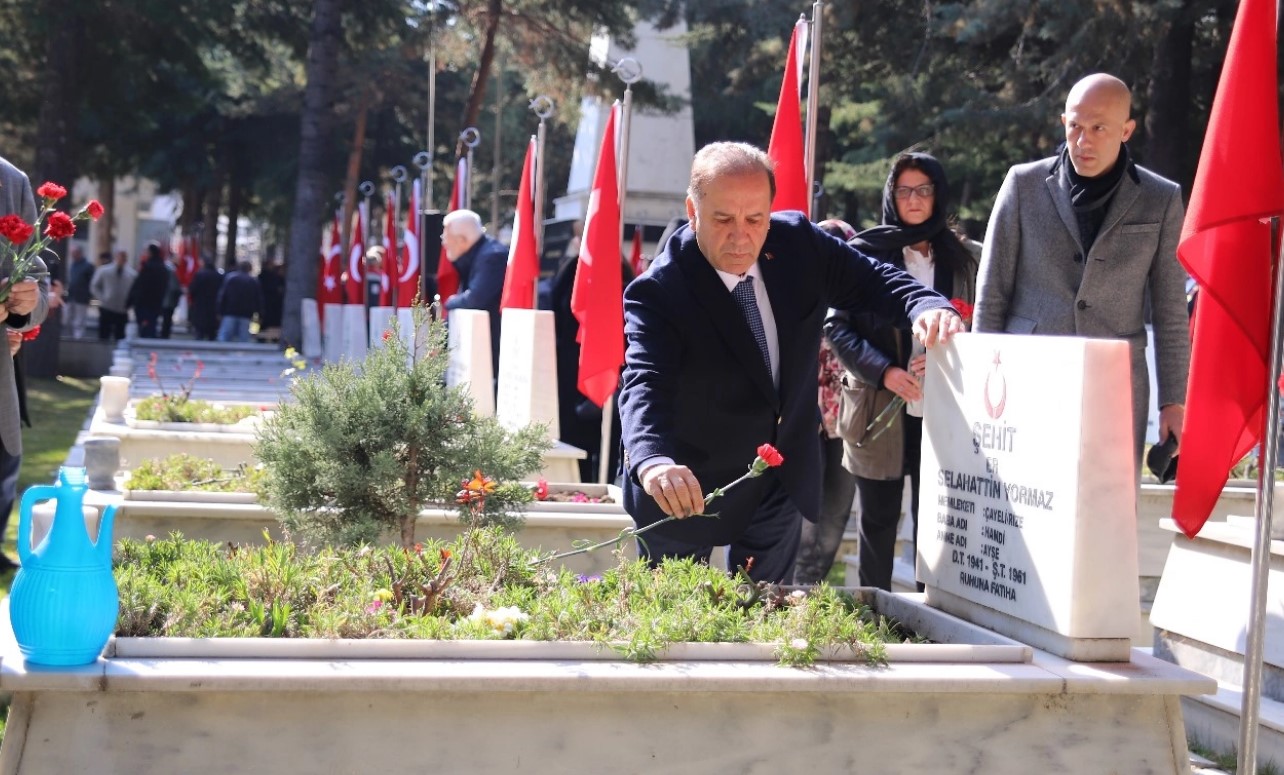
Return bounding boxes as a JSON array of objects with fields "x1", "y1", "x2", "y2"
[
  {"x1": 441, "y1": 228, "x2": 468, "y2": 262},
  {"x1": 1061, "y1": 87, "x2": 1135, "y2": 179},
  {"x1": 114, "y1": 252, "x2": 127, "y2": 265},
  {"x1": 685, "y1": 171, "x2": 772, "y2": 276}
]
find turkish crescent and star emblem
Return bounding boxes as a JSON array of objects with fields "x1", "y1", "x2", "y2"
[{"x1": 984, "y1": 351, "x2": 1007, "y2": 419}]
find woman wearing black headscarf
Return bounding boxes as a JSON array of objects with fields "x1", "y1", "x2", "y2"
[{"x1": 825, "y1": 152, "x2": 978, "y2": 591}]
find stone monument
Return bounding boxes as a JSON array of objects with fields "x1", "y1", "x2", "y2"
[
  {"x1": 917, "y1": 332, "x2": 1140, "y2": 661},
  {"x1": 446, "y1": 309, "x2": 494, "y2": 417}
]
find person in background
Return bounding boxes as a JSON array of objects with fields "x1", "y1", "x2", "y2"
[
  {"x1": 216, "y1": 260, "x2": 262, "y2": 342},
  {"x1": 825, "y1": 152, "x2": 978, "y2": 591},
  {"x1": 90, "y1": 250, "x2": 135, "y2": 341},
  {"x1": 257, "y1": 261, "x2": 285, "y2": 340},
  {"x1": 64, "y1": 245, "x2": 94, "y2": 338},
  {"x1": 129, "y1": 242, "x2": 169, "y2": 339},
  {"x1": 618, "y1": 142, "x2": 962, "y2": 584},
  {"x1": 441, "y1": 209, "x2": 506, "y2": 374},
  {"x1": 973, "y1": 73, "x2": 1190, "y2": 471},
  {"x1": 187, "y1": 257, "x2": 222, "y2": 341},
  {"x1": 791, "y1": 218, "x2": 861, "y2": 586},
  {"x1": 159, "y1": 250, "x2": 181, "y2": 339}
]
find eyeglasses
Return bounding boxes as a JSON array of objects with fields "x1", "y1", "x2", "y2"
[{"x1": 893, "y1": 184, "x2": 935, "y2": 200}]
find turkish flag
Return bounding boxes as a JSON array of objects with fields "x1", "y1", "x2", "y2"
[
  {"x1": 345, "y1": 203, "x2": 366, "y2": 305},
  {"x1": 317, "y1": 212, "x2": 343, "y2": 324},
  {"x1": 767, "y1": 18, "x2": 808, "y2": 215},
  {"x1": 1172, "y1": 0, "x2": 1284, "y2": 538},
  {"x1": 398, "y1": 179, "x2": 421, "y2": 306},
  {"x1": 500, "y1": 136, "x2": 539, "y2": 311},
  {"x1": 629, "y1": 226, "x2": 644, "y2": 278},
  {"x1": 436, "y1": 158, "x2": 466, "y2": 306},
  {"x1": 570, "y1": 103, "x2": 624, "y2": 408},
  {"x1": 380, "y1": 192, "x2": 398, "y2": 306}
]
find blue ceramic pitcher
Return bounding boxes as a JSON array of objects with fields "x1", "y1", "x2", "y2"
[{"x1": 9, "y1": 467, "x2": 118, "y2": 666}]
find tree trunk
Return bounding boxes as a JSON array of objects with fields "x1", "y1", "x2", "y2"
[
  {"x1": 340, "y1": 89, "x2": 373, "y2": 258},
  {"x1": 456, "y1": 0, "x2": 503, "y2": 158},
  {"x1": 32, "y1": 0, "x2": 79, "y2": 196},
  {"x1": 282, "y1": 0, "x2": 345, "y2": 349},
  {"x1": 1143, "y1": 4, "x2": 1196, "y2": 183}
]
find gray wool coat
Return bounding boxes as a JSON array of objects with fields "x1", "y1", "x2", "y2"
[
  {"x1": 972, "y1": 155, "x2": 1191, "y2": 457},
  {"x1": 0, "y1": 155, "x2": 50, "y2": 456}
]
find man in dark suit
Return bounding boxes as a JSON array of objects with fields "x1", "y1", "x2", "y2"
[
  {"x1": 618, "y1": 142, "x2": 962, "y2": 583},
  {"x1": 442, "y1": 209, "x2": 506, "y2": 374}
]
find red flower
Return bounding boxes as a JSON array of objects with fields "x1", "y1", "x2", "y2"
[
  {"x1": 193, "y1": 361, "x2": 204, "y2": 380},
  {"x1": 381, "y1": 329, "x2": 393, "y2": 342},
  {"x1": 756, "y1": 443, "x2": 784, "y2": 468},
  {"x1": 439, "y1": 548, "x2": 452, "y2": 562},
  {"x1": 43, "y1": 211, "x2": 76, "y2": 240},
  {"x1": 21, "y1": 326, "x2": 40, "y2": 342},
  {"x1": 35, "y1": 182, "x2": 66, "y2": 201},
  {"x1": 534, "y1": 477, "x2": 549, "y2": 501},
  {"x1": 147, "y1": 351, "x2": 159, "y2": 382},
  {"x1": 85, "y1": 200, "x2": 104, "y2": 220},
  {"x1": 0, "y1": 215, "x2": 33, "y2": 245},
  {"x1": 950, "y1": 298, "x2": 974, "y2": 326}
]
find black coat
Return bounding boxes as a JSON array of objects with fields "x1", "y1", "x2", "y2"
[{"x1": 618, "y1": 211, "x2": 951, "y2": 545}]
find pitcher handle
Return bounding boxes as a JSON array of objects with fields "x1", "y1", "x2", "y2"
[{"x1": 18, "y1": 484, "x2": 61, "y2": 565}]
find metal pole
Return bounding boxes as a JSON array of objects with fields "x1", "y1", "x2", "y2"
[
  {"x1": 460, "y1": 127, "x2": 481, "y2": 211},
  {"x1": 1238, "y1": 219, "x2": 1284, "y2": 775},
  {"x1": 413, "y1": 151, "x2": 431, "y2": 304},
  {"x1": 530, "y1": 95, "x2": 554, "y2": 276},
  {"x1": 428, "y1": 46, "x2": 437, "y2": 210},
  {"x1": 391, "y1": 166, "x2": 408, "y2": 307},
  {"x1": 490, "y1": 56, "x2": 503, "y2": 234},
  {"x1": 805, "y1": 1, "x2": 824, "y2": 217}
]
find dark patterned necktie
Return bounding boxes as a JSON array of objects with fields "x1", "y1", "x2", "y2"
[{"x1": 731, "y1": 276, "x2": 770, "y2": 374}]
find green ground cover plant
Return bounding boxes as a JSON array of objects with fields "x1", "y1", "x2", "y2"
[
  {"x1": 123, "y1": 454, "x2": 265, "y2": 493},
  {"x1": 115, "y1": 527, "x2": 910, "y2": 667}
]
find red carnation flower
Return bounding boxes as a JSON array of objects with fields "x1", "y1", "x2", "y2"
[
  {"x1": 950, "y1": 298, "x2": 974, "y2": 326},
  {"x1": 85, "y1": 200, "x2": 104, "y2": 220},
  {"x1": 35, "y1": 182, "x2": 66, "y2": 201},
  {"x1": 21, "y1": 326, "x2": 40, "y2": 342},
  {"x1": 44, "y1": 211, "x2": 76, "y2": 240},
  {"x1": 0, "y1": 215, "x2": 33, "y2": 245},
  {"x1": 756, "y1": 443, "x2": 784, "y2": 468}
]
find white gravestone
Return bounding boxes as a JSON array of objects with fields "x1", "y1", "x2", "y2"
[
  {"x1": 446, "y1": 309, "x2": 495, "y2": 417},
  {"x1": 300, "y1": 299, "x2": 322, "y2": 359},
  {"x1": 340, "y1": 304, "x2": 368, "y2": 363},
  {"x1": 368, "y1": 307, "x2": 396, "y2": 350},
  {"x1": 396, "y1": 308, "x2": 420, "y2": 361},
  {"x1": 322, "y1": 303, "x2": 345, "y2": 363},
  {"x1": 496, "y1": 309, "x2": 559, "y2": 441},
  {"x1": 917, "y1": 333, "x2": 1140, "y2": 662}
]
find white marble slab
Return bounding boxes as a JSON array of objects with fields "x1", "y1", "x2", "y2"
[
  {"x1": 340, "y1": 303, "x2": 367, "y2": 362},
  {"x1": 300, "y1": 298, "x2": 322, "y2": 359},
  {"x1": 445, "y1": 308, "x2": 494, "y2": 417},
  {"x1": 496, "y1": 309, "x2": 560, "y2": 441},
  {"x1": 322, "y1": 302, "x2": 345, "y2": 363},
  {"x1": 918, "y1": 333, "x2": 1139, "y2": 660},
  {"x1": 367, "y1": 305, "x2": 396, "y2": 350}
]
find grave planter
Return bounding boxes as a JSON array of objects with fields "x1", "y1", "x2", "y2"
[
  {"x1": 92, "y1": 484, "x2": 632, "y2": 576},
  {"x1": 0, "y1": 590, "x2": 1211, "y2": 774}
]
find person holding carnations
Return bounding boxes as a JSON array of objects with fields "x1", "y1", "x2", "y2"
[
  {"x1": 825, "y1": 152, "x2": 978, "y2": 591},
  {"x1": 0, "y1": 156, "x2": 51, "y2": 570}
]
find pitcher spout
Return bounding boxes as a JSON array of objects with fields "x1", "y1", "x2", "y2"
[{"x1": 96, "y1": 505, "x2": 117, "y2": 564}]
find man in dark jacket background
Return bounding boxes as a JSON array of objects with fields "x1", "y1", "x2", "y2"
[
  {"x1": 216, "y1": 260, "x2": 262, "y2": 342},
  {"x1": 441, "y1": 209, "x2": 506, "y2": 374}
]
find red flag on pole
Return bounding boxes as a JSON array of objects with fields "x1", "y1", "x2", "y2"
[
  {"x1": 1172, "y1": 0, "x2": 1284, "y2": 538},
  {"x1": 380, "y1": 192, "x2": 398, "y2": 306},
  {"x1": 437, "y1": 158, "x2": 466, "y2": 306},
  {"x1": 767, "y1": 18, "x2": 809, "y2": 216},
  {"x1": 570, "y1": 103, "x2": 624, "y2": 408},
  {"x1": 398, "y1": 179, "x2": 421, "y2": 307},
  {"x1": 345, "y1": 204, "x2": 366, "y2": 304},
  {"x1": 317, "y1": 212, "x2": 343, "y2": 325},
  {"x1": 629, "y1": 226, "x2": 644, "y2": 277},
  {"x1": 500, "y1": 136, "x2": 539, "y2": 311}
]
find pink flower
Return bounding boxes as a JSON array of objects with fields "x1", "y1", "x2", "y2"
[{"x1": 534, "y1": 478, "x2": 548, "y2": 501}]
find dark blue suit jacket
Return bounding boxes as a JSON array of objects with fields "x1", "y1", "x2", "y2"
[
  {"x1": 618, "y1": 211, "x2": 951, "y2": 545},
  {"x1": 445, "y1": 234, "x2": 507, "y2": 367}
]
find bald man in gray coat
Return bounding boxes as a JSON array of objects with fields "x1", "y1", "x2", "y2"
[{"x1": 973, "y1": 74, "x2": 1190, "y2": 470}]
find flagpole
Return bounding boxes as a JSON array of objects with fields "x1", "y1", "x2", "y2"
[
  {"x1": 413, "y1": 151, "x2": 432, "y2": 303},
  {"x1": 1238, "y1": 218, "x2": 1284, "y2": 774},
  {"x1": 359, "y1": 181, "x2": 375, "y2": 310},
  {"x1": 460, "y1": 127, "x2": 481, "y2": 210},
  {"x1": 594, "y1": 62, "x2": 642, "y2": 486},
  {"x1": 805, "y1": 1, "x2": 824, "y2": 216},
  {"x1": 530, "y1": 95, "x2": 555, "y2": 308},
  {"x1": 391, "y1": 166, "x2": 408, "y2": 307}
]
